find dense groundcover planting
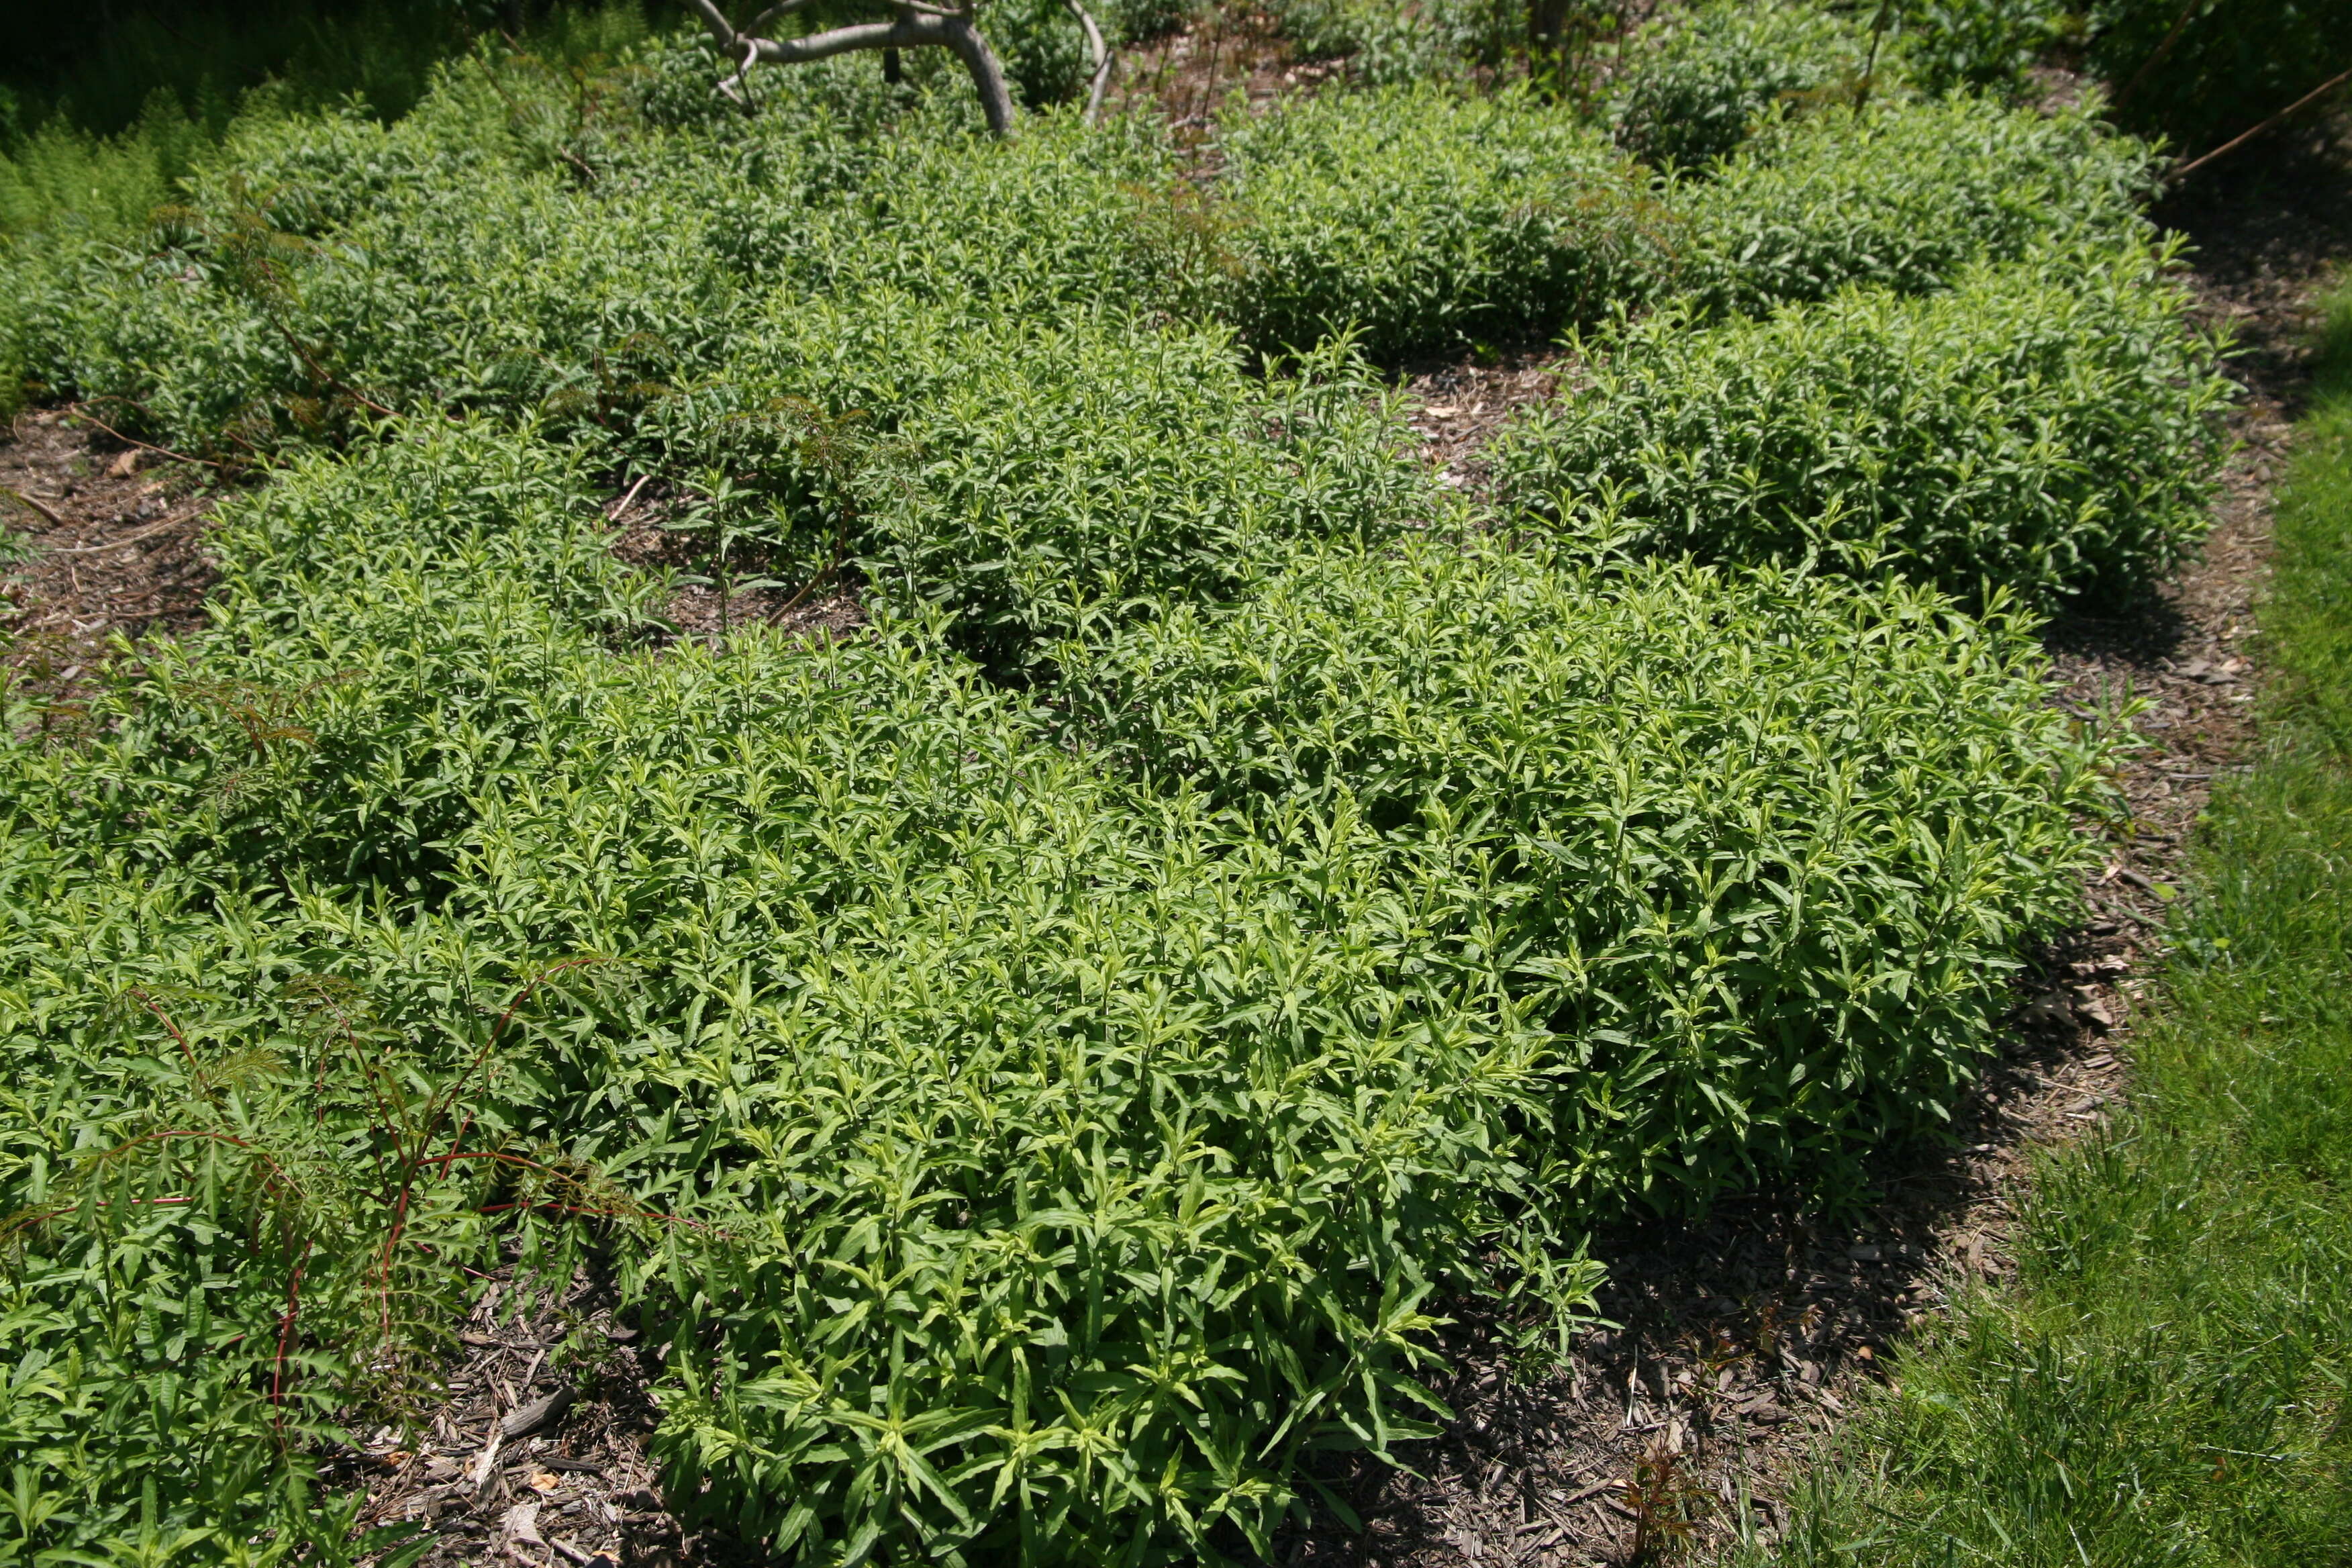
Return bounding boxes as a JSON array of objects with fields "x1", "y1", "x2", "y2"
[
  {"x1": 1493, "y1": 247, "x2": 2233, "y2": 607},
  {"x1": 0, "y1": 13, "x2": 2228, "y2": 1564}
]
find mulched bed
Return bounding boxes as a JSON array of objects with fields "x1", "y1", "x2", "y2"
[
  {"x1": 1400, "y1": 354, "x2": 1563, "y2": 495},
  {"x1": 329, "y1": 1276, "x2": 667, "y2": 1568},
  {"x1": 5, "y1": 87, "x2": 2345, "y2": 1568}
]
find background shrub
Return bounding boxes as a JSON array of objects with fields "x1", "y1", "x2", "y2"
[
  {"x1": 989, "y1": 0, "x2": 1095, "y2": 106},
  {"x1": 1608, "y1": 0, "x2": 1883, "y2": 172},
  {"x1": 1893, "y1": 0, "x2": 2067, "y2": 98},
  {"x1": 1673, "y1": 95, "x2": 2160, "y2": 317},
  {"x1": 1215, "y1": 85, "x2": 1671, "y2": 359},
  {"x1": 2087, "y1": 0, "x2": 2352, "y2": 156},
  {"x1": 17, "y1": 52, "x2": 1183, "y2": 452},
  {"x1": 1493, "y1": 248, "x2": 2233, "y2": 607},
  {"x1": 1109, "y1": 0, "x2": 1197, "y2": 42}
]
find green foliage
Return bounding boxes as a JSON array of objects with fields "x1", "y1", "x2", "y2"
[
  {"x1": 1753, "y1": 272, "x2": 2352, "y2": 1568},
  {"x1": 1493, "y1": 246, "x2": 2234, "y2": 608},
  {"x1": 0, "y1": 424, "x2": 1575, "y2": 1566},
  {"x1": 0, "y1": 18, "x2": 2226, "y2": 1563},
  {"x1": 1260, "y1": 0, "x2": 1524, "y2": 82},
  {"x1": 1671, "y1": 93, "x2": 2160, "y2": 317},
  {"x1": 0, "y1": 95, "x2": 222, "y2": 243},
  {"x1": 991, "y1": 0, "x2": 1095, "y2": 106},
  {"x1": 0, "y1": 3, "x2": 665, "y2": 424},
  {"x1": 1608, "y1": 0, "x2": 1883, "y2": 172},
  {"x1": 646, "y1": 294, "x2": 1432, "y2": 665},
  {"x1": 1214, "y1": 85, "x2": 1671, "y2": 359},
  {"x1": 1894, "y1": 0, "x2": 2069, "y2": 97},
  {"x1": 1057, "y1": 540, "x2": 2117, "y2": 1209},
  {"x1": 841, "y1": 324, "x2": 1426, "y2": 663},
  {"x1": 19, "y1": 46, "x2": 1189, "y2": 450},
  {"x1": 1108, "y1": 0, "x2": 1198, "y2": 43},
  {"x1": 2088, "y1": 0, "x2": 2352, "y2": 156},
  {"x1": 1261, "y1": 0, "x2": 1416, "y2": 64}
]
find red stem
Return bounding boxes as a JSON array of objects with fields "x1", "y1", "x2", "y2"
[
  {"x1": 374, "y1": 956, "x2": 605, "y2": 1351},
  {"x1": 271, "y1": 1240, "x2": 312, "y2": 1422}
]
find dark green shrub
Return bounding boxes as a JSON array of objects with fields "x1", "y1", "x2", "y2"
[
  {"x1": 1492, "y1": 248, "x2": 2233, "y2": 607},
  {"x1": 2088, "y1": 0, "x2": 2352, "y2": 156},
  {"x1": 1216, "y1": 85, "x2": 1671, "y2": 358},
  {"x1": 1609, "y1": 0, "x2": 1882, "y2": 171},
  {"x1": 1058, "y1": 538, "x2": 2118, "y2": 1205},
  {"x1": 1894, "y1": 0, "x2": 2067, "y2": 97},
  {"x1": 644, "y1": 297, "x2": 1438, "y2": 665},
  {"x1": 991, "y1": 0, "x2": 1094, "y2": 105},
  {"x1": 1108, "y1": 0, "x2": 1195, "y2": 42},
  {"x1": 1675, "y1": 95, "x2": 2160, "y2": 316}
]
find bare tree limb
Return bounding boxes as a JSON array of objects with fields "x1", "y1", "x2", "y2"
[
  {"x1": 2173, "y1": 64, "x2": 2352, "y2": 179},
  {"x1": 749, "y1": 19, "x2": 928, "y2": 62},
  {"x1": 1, "y1": 486, "x2": 67, "y2": 530},
  {"x1": 1065, "y1": 0, "x2": 1113, "y2": 124},
  {"x1": 679, "y1": 0, "x2": 742, "y2": 50},
  {"x1": 720, "y1": 36, "x2": 760, "y2": 111},
  {"x1": 677, "y1": 0, "x2": 1017, "y2": 137}
]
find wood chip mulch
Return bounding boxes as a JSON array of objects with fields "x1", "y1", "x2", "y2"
[
  {"x1": 1, "y1": 408, "x2": 222, "y2": 715},
  {"x1": 329, "y1": 1271, "x2": 724, "y2": 1568},
  {"x1": 1400, "y1": 356, "x2": 1564, "y2": 497}
]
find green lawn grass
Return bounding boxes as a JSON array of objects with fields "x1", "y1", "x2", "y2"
[{"x1": 1751, "y1": 280, "x2": 2352, "y2": 1567}]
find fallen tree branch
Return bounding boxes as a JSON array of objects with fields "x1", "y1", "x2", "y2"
[
  {"x1": 44, "y1": 506, "x2": 207, "y2": 555},
  {"x1": 60, "y1": 408, "x2": 223, "y2": 471},
  {"x1": 679, "y1": 0, "x2": 1018, "y2": 136},
  {"x1": 2173, "y1": 64, "x2": 2352, "y2": 179},
  {"x1": 0, "y1": 485, "x2": 66, "y2": 530}
]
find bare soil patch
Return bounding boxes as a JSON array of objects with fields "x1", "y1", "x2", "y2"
[
  {"x1": 0, "y1": 409, "x2": 220, "y2": 704},
  {"x1": 605, "y1": 478, "x2": 867, "y2": 648},
  {"x1": 1400, "y1": 355, "x2": 1562, "y2": 495},
  {"x1": 333, "y1": 1269, "x2": 726, "y2": 1568}
]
